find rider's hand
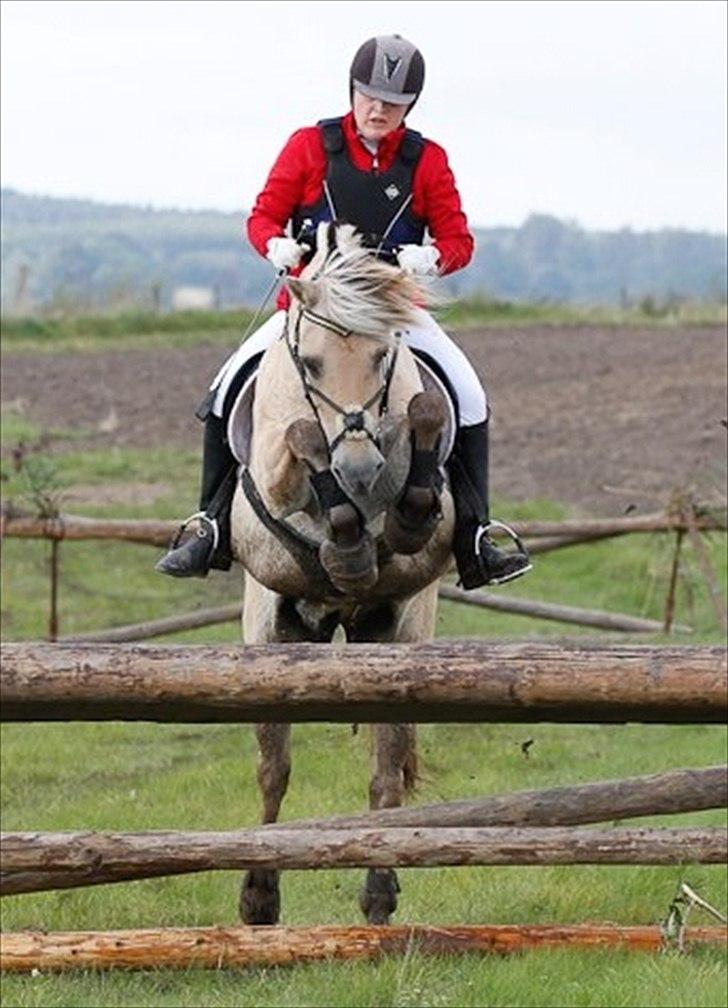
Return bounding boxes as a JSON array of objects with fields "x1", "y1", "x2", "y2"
[
  {"x1": 266, "y1": 236, "x2": 305, "y2": 272},
  {"x1": 397, "y1": 244, "x2": 440, "y2": 276}
]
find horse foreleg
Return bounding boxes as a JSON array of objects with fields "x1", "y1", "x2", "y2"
[
  {"x1": 239, "y1": 722, "x2": 291, "y2": 925},
  {"x1": 286, "y1": 418, "x2": 378, "y2": 594},
  {"x1": 384, "y1": 390, "x2": 447, "y2": 554}
]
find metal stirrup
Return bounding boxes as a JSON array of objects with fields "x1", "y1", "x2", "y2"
[
  {"x1": 169, "y1": 511, "x2": 220, "y2": 552},
  {"x1": 474, "y1": 519, "x2": 529, "y2": 559}
]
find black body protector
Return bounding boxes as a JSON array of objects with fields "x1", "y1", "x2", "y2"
[{"x1": 292, "y1": 117, "x2": 427, "y2": 260}]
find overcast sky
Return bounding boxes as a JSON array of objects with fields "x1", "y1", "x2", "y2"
[{"x1": 2, "y1": 0, "x2": 726, "y2": 232}]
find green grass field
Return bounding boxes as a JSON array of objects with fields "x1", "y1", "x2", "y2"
[{"x1": 1, "y1": 315, "x2": 727, "y2": 1008}]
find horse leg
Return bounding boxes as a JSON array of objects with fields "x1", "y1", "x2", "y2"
[
  {"x1": 358, "y1": 722, "x2": 417, "y2": 924},
  {"x1": 384, "y1": 390, "x2": 447, "y2": 555},
  {"x1": 347, "y1": 595, "x2": 438, "y2": 925},
  {"x1": 240, "y1": 573, "x2": 340, "y2": 925},
  {"x1": 286, "y1": 417, "x2": 378, "y2": 594},
  {"x1": 239, "y1": 721, "x2": 291, "y2": 925}
]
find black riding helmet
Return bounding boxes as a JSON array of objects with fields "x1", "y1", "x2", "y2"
[{"x1": 349, "y1": 34, "x2": 425, "y2": 111}]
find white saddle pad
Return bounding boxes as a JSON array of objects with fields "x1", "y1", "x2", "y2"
[{"x1": 226, "y1": 357, "x2": 457, "y2": 467}]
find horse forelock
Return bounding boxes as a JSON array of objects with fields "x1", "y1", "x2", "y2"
[{"x1": 303, "y1": 224, "x2": 426, "y2": 342}]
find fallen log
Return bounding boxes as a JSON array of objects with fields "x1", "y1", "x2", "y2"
[
  {"x1": 2, "y1": 923, "x2": 726, "y2": 972},
  {"x1": 7, "y1": 766, "x2": 723, "y2": 896},
  {"x1": 438, "y1": 585, "x2": 692, "y2": 634},
  {"x1": 2, "y1": 642, "x2": 725, "y2": 724},
  {"x1": 1, "y1": 826, "x2": 725, "y2": 895}
]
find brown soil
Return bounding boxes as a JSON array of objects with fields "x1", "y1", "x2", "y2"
[{"x1": 2, "y1": 325, "x2": 726, "y2": 514}]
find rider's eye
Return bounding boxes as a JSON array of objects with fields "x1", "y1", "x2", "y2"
[{"x1": 301, "y1": 356, "x2": 323, "y2": 379}]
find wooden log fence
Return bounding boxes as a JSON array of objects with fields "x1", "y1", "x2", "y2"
[
  {"x1": 4, "y1": 506, "x2": 724, "y2": 639},
  {"x1": 3, "y1": 765, "x2": 724, "y2": 896},
  {"x1": 2, "y1": 508, "x2": 724, "y2": 546},
  {"x1": 2, "y1": 642, "x2": 725, "y2": 724},
  {"x1": 1, "y1": 826, "x2": 725, "y2": 897},
  {"x1": 2, "y1": 923, "x2": 726, "y2": 973}
]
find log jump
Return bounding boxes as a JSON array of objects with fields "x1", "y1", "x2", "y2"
[
  {"x1": 2, "y1": 923, "x2": 726, "y2": 973},
  {"x1": 2, "y1": 642, "x2": 725, "y2": 724},
  {"x1": 3, "y1": 765, "x2": 724, "y2": 895},
  {"x1": 1, "y1": 826, "x2": 724, "y2": 896}
]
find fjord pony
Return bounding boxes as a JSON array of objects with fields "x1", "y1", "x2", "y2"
[{"x1": 231, "y1": 222, "x2": 455, "y2": 924}]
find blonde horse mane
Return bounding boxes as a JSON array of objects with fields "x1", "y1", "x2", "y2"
[{"x1": 294, "y1": 223, "x2": 431, "y2": 342}]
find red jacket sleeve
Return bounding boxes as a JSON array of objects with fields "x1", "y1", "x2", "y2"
[
  {"x1": 413, "y1": 142, "x2": 474, "y2": 275},
  {"x1": 246, "y1": 128, "x2": 318, "y2": 257}
]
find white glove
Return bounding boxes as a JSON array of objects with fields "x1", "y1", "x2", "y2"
[
  {"x1": 397, "y1": 244, "x2": 440, "y2": 276},
  {"x1": 266, "y1": 236, "x2": 305, "y2": 272}
]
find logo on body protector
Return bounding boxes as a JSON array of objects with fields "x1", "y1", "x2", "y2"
[{"x1": 384, "y1": 183, "x2": 401, "y2": 201}]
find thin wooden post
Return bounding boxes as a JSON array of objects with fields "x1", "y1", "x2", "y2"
[
  {"x1": 48, "y1": 539, "x2": 60, "y2": 642},
  {"x1": 663, "y1": 530, "x2": 685, "y2": 634}
]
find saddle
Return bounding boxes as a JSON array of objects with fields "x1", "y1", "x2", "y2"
[{"x1": 226, "y1": 354, "x2": 458, "y2": 468}]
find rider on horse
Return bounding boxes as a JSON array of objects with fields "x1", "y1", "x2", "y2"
[{"x1": 156, "y1": 34, "x2": 531, "y2": 590}]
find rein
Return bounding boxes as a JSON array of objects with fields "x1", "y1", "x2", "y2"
[{"x1": 283, "y1": 303, "x2": 401, "y2": 458}]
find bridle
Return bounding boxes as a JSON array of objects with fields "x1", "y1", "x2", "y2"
[{"x1": 283, "y1": 301, "x2": 401, "y2": 459}]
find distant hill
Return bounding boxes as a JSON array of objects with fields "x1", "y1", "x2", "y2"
[{"x1": 1, "y1": 188, "x2": 725, "y2": 313}]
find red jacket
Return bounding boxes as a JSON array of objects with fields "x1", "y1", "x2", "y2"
[{"x1": 246, "y1": 111, "x2": 474, "y2": 310}]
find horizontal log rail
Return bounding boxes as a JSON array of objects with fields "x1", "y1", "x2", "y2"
[
  {"x1": 437, "y1": 586, "x2": 692, "y2": 634},
  {"x1": 1, "y1": 827, "x2": 725, "y2": 895},
  {"x1": 1, "y1": 642, "x2": 725, "y2": 724},
  {"x1": 61, "y1": 604, "x2": 245, "y2": 644},
  {"x1": 2, "y1": 508, "x2": 724, "y2": 546},
  {"x1": 5, "y1": 765, "x2": 723, "y2": 896},
  {"x1": 2, "y1": 923, "x2": 726, "y2": 972},
  {"x1": 258, "y1": 764, "x2": 728, "y2": 832},
  {"x1": 0, "y1": 512, "x2": 176, "y2": 547}
]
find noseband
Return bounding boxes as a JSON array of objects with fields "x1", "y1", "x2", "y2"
[{"x1": 283, "y1": 303, "x2": 400, "y2": 459}]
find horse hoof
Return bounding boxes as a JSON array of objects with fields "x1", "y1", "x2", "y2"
[
  {"x1": 320, "y1": 533, "x2": 378, "y2": 594},
  {"x1": 285, "y1": 419, "x2": 328, "y2": 468},
  {"x1": 408, "y1": 391, "x2": 447, "y2": 449},
  {"x1": 239, "y1": 869, "x2": 281, "y2": 925},
  {"x1": 359, "y1": 868, "x2": 400, "y2": 924}
]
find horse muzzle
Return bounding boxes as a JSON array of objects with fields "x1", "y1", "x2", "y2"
[{"x1": 331, "y1": 437, "x2": 386, "y2": 499}]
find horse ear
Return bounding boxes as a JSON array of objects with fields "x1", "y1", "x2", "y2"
[{"x1": 287, "y1": 278, "x2": 318, "y2": 308}]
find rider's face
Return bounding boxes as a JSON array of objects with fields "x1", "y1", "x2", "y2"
[{"x1": 352, "y1": 89, "x2": 408, "y2": 142}]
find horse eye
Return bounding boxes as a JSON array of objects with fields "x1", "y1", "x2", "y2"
[
  {"x1": 301, "y1": 356, "x2": 323, "y2": 379},
  {"x1": 372, "y1": 349, "x2": 388, "y2": 371}
]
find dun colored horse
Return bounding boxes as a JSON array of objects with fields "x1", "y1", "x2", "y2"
[{"x1": 231, "y1": 222, "x2": 455, "y2": 924}]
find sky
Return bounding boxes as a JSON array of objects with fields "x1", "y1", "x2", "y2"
[{"x1": 1, "y1": 0, "x2": 726, "y2": 232}]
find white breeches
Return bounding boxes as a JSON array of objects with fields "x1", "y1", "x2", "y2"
[{"x1": 210, "y1": 308, "x2": 488, "y2": 426}]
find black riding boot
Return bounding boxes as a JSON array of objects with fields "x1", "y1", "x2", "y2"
[
  {"x1": 448, "y1": 421, "x2": 532, "y2": 589},
  {"x1": 155, "y1": 415, "x2": 237, "y2": 578}
]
